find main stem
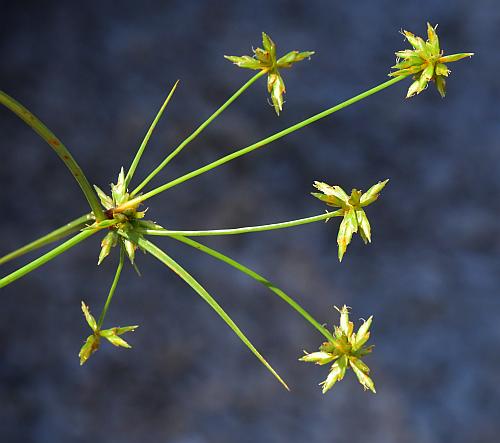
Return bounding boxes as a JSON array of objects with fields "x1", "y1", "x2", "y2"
[
  {"x1": 0, "y1": 91, "x2": 105, "y2": 221},
  {"x1": 138, "y1": 210, "x2": 342, "y2": 237},
  {"x1": 97, "y1": 247, "x2": 125, "y2": 328},
  {"x1": 131, "y1": 71, "x2": 266, "y2": 196},
  {"x1": 116, "y1": 75, "x2": 407, "y2": 212}
]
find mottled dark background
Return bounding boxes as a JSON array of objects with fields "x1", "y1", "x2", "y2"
[{"x1": 1, "y1": 1, "x2": 499, "y2": 442}]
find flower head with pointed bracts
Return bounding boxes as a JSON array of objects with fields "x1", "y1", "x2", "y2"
[
  {"x1": 390, "y1": 22, "x2": 474, "y2": 98},
  {"x1": 225, "y1": 32, "x2": 314, "y2": 115},
  {"x1": 300, "y1": 305, "x2": 375, "y2": 394},
  {"x1": 78, "y1": 301, "x2": 138, "y2": 365},
  {"x1": 312, "y1": 179, "x2": 388, "y2": 261},
  {"x1": 93, "y1": 168, "x2": 162, "y2": 266}
]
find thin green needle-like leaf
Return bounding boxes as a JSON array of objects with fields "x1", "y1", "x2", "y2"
[
  {"x1": 136, "y1": 210, "x2": 342, "y2": 237},
  {"x1": 134, "y1": 235, "x2": 290, "y2": 391},
  {"x1": 97, "y1": 247, "x2": 125, "y2": 329},
  {"x1": 0, "y1": 213, "x2": 93, "y2": 266},
  {"x1": 131, "y1": 71, "x2": 265, "y2": 196},
  {"x1": 125, "y1": 80, "x2": 180, "y2": 188},
  {"x1": 0, "y1": 229, "x2": 96, "y2": 289},
  {"x1": 0, "y1": 91, "x2": 105, "y2": 220},
  {"x1": 171, "y1": 235, "x2": 334, "y2": 342}
]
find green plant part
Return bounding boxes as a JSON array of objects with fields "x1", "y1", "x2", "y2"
[
  {"x1": 300, "y1": 305, "x2": 375, "y2": 394},
  {"x1": 312, "y1": 179, "x2": 388, "y2": 261},
  {"x1": 79, "y1": 301, "x2": 138, "y2": 365},
  {"x1": 390, "y1": 22, "x2": 474, "y2": 98},
  {"x1": 225, "y1": 32, "x2": 314, "y2": 115},
  {"x1": 94, "y1": 168, "x2": 159, "y2": 266},
  {"x1": 0, "y1": 24, "x2": 474, "y2": 390},
  {"x1": 0, "y1": 92, "x2": 106, "y2": 221}
]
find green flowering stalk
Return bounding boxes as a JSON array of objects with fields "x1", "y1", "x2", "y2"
[
  {"x1": 225, "y1": 32, "x2": 314, "y2": 114},
  {"x1": 0, "y1": 24, "x2": 473, "y2": 390},
  {"x1": 78, "y1": 247, "x2": 139, "y2": 365},
  {"x1": 390, "y1": 23, "x2": 474, "y2": 98},
  {"x1": 300, "y1": 306, "x2": 375, "y2": 393},
  {"x1": 312, "y1": 180, "x2": 389, "y2": 261}
]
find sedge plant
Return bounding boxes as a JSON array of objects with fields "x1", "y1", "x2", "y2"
[{"x1": 0, "y1": 25, "x2": 473, "y2": 393}]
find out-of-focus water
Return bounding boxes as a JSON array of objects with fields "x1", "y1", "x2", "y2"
[{"x1": 1, "y1": 1, "x2": 499, "y2": 442}]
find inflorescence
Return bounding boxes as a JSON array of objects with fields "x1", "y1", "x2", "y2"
[{"x1": 0, "y1": 23, "x2": 473, "y2": 394}]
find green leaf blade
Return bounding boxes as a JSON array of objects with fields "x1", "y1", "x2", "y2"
[
  {"x1": 0, "y1": 213, "x2": 93, "y2": 266},
  {"x1": 0, "y1": 91, "x2": 105, "y2": 220},
  {"x1": 0, "y1": 229, "x2": 96, "y2": 289},
  {"x1": 136, "y1": 236, "x2": 290, "y2": 391},
  {"x1": 125, "y1": 80, "x2": 180, "y2": 187}
]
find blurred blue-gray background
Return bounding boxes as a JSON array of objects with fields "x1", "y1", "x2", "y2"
[{"x1": 1, "y1": 1, "x2": 499, "y2": 442}]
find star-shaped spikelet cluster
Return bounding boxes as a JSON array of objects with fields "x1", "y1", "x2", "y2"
[
  {"x1": 225, "y1": 32, "x2": 314, "y2": 114},
  {"x1": 390, "y1": 23, "x2": 474, "y2": 98},
  {"x1": 79, "y1": 301, "x2": 138, "y2": 365},
  {"x1": 312, "y1": 180, "x2": 388, "y2": 261},
  {"x1": 300, "y1": 306, "x2": 375, "y2": 393}
]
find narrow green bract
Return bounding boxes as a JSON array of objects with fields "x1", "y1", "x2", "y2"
[{"x1": 0, "y1": 91, "x2": 106, "y2": 220}]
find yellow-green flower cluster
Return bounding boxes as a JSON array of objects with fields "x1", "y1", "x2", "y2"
[
  {"x1": 93, "y1": 168, "x2": 162, "y2": 265},
  {"x1": 312, "y1": 179, "x2": 388, "y2": 261},
  {"x1": 225, "y1": 32, "x2": 314, "y2": 115},
  {"x1": 78, "y1": 301, "x2": 138, "y2": 365},
  {"x1": 390, "y1": 23, "x2": 474, "y2": 98},
  {"x1": 300, "y1": 305, "x2": 375, "y2": 393}
]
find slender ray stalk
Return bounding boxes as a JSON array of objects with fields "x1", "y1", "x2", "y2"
[
  {"x1": 131, "y1": 71, "x2": 266, "y2": 196},
  {"x1": 133, "y1": 235, "x2": 290, "y2": 390},
  {"x1": 115, "y1": 75, "x2": 407, "y2": 212},
  {"x1": 171, "y1": 235, "x2": 334, "y2": 342},
  {"x1": 0, "y1": 213, "x2": 94, "y2": 266},
  {"x1": 125, "y1": 81, "x2": 180, "y2": 187},
  {"x1": 138, "y1": 210, "x2": 342, "y2": 237},
  {"x1": 97, "y1": 247, "x2": 125, "y2": 328},
  {"x1": 0, "y1": 91, "x2": 105, "y2": 220},
  {"x1": 0, "y1": 229, "x2": 96, "y2": 289}
]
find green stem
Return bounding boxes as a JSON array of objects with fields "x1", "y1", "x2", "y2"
[
  {"x1": 0, "y1": 229, "x2": 96, "y2": 289},
  {"x1": 138, "y1": 210, "x2": 342, "y2": 237},
  {"x1": 125, "y1": 81, "x2": 179, "y2": 188},
  {"x1": 131, "y1": 71, "x2": 266, "y2": 196},
  {"x1": 0, "y1": 213, "x2": 94, "y2": 265},
  {"x1": 0, "y1": 91, "x2": 105, "y2": 220},
  {"x1": 172, "y1": 235, "x2": 334, "y2": 342},
  {"x1": 133, "y1": 234, "x2": 289, "y2": 390},
  {"x1": 117, "y1": 75, "x2": 407, "y2": 212},
  {"x1": 97, "y1": 246, "x2": 125, "y2": 329}
]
